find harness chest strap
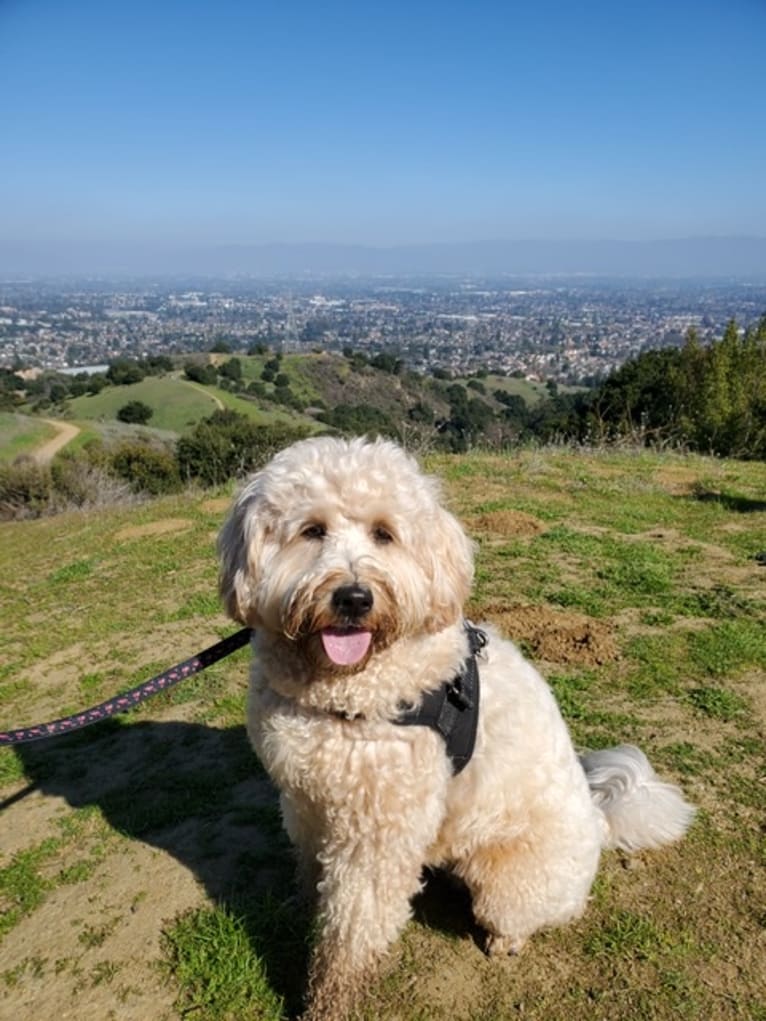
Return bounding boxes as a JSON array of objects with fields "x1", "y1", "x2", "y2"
[{"x1": 394, "y1": 623, "x2": 486, "y2": 775}]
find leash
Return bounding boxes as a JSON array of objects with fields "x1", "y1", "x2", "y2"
[{"x1": 0, "y1": 627, "x2": 252, "y2": 747}]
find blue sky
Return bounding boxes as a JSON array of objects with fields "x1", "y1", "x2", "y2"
[{"x1": 1, "y1": 0, "x2": 764, "y2": 246}]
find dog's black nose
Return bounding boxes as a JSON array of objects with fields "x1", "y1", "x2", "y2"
[{"x1": 332, "y1": 583, "x2": 373, "y2": 619}]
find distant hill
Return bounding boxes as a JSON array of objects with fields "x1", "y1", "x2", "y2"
[{"x1": 2, "y1": 236, "x2": 765, "y2": 278}]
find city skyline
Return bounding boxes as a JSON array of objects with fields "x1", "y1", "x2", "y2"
[{"x1": 1, "y1": 0, "x2": 765, "y2": 253}]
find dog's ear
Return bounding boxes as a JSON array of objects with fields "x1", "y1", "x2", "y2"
[
  {"x1": 217, "y1": 482, "x2": 270, "y2": 624},
  {"x1": 423, "y1": 506, "x2": 475, "y2": 631}
]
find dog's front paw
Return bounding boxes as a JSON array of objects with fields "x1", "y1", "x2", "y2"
[{"x1": 484, "y1": 932, "x2": 526, "y2": 957}]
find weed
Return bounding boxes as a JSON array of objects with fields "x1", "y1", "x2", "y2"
[
  {"x1": 687, "y1": 686, "x2": 749, "y2": 721},
  {"x1": 584, "y1": 910, "x2": 671, "y2": 961}
]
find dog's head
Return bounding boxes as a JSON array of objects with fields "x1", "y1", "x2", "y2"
[{"x1": 217, "y1": 436, "x2": 474, "y2": 673}]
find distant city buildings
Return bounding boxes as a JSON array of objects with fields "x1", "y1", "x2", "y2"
[{"x1": 0, "y1": 277, "x2": 763, "y2": 384}]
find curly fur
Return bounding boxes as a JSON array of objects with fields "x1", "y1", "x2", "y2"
[{"x1": 218, "y1": 436, "x2": 695, "y2": 1020}]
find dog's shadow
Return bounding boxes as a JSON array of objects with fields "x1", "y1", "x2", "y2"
[
  {"x1": 4, "y1": 717, "x2": 478, "y2": 1015},
  {"x1": 5, "y1": 718, "x2": 310, "y2": 1015}
]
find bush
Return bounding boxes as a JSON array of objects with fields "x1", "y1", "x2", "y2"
[
  {"x1": 110, "y1": 440, "x2": 181, "y2": 495},
  {"x1": 0, "y1": 459, "x2": 53, "y2": 519},
  {"x1": 184, "y1": 362, "x2": 218, "y2": 386},
  {"x1": 317, "y1": 403, "x2": 396, "y2": 436},
  {"x1": 219, "y1": 358, "x2": 243, "y2": 382},
  {"x1": 117, "y1": 400, "x2": 154, "y2": 424},
  {"x1": 107, "y1": 358, "x2": 145, "y2": 386},
  {"x1": 50, "y1": 457, "x2": 135, "y2": 511},
  {"x1": 176, "y1": 410, "x2": 308, "y2": 486}
]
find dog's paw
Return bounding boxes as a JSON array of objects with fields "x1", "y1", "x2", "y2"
[{"x1": 484, "y1": 932, "x2": 526, "y2": 957}]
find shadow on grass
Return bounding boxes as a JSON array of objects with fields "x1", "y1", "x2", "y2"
[
  {"x1": 3, "y1": 719, "x2": 486, "y2": 1016},
  {"x1": 4, "y1": 718, "x2": 310, "y2": 1018},
  {"x1": 689, "y1": 488, "x2": 766, "y2": 514}
]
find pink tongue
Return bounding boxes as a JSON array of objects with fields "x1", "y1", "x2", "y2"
[{"x1": 320, "y1": 628, "x2": 372, "y2": 666}]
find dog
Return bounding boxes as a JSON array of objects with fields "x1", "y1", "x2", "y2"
[{"x1": 218, "y1": 435, "x2": 695, "y2": 1020}]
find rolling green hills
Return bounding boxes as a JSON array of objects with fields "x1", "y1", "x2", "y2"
[{"x1": 66, "y1": 375, "x2": 298, "y2": 432}]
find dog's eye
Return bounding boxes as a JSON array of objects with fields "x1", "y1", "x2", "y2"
[
  {"x1": 372, "y1": 523, "x2": 395, "y2": 545},
  {"x1": 301, "y1": 522, "x2": 327, "y2": 541}
]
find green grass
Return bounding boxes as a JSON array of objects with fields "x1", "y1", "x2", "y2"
[
  {"x1": 0, "y1": 411, "x2": 56, "y2": 461},
  {"x1": 0, "y1": 444, "x2": 764, "y2": 1020},
  {"x1": 67, "y1": 376, "x2": 224, "y2": 431},
  {"x1": 162, "y1": 907, "x2": 284, "y2": 1020}
]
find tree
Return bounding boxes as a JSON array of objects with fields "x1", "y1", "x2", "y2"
[
  {"x1": 184, "y1": 362, "x2": 217, "y2": 386},
  {"x1": 117, "y1": 400, "x2": 154, "y2": 425},
  {"x1": 219, "y1": 358, "x2": 243, "y2": 382},
  {"x1": 107, "y1": 358, "x2": 145, "y2": 386}
]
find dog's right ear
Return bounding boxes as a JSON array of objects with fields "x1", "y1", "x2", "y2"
[{"x1": 217, "y1": 481, "x2": 269, "y2": 624}]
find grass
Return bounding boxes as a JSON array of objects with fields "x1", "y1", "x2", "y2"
[
  {"x1": 65, "y1": 371, "x2": 317, "y2": 437},
  {"x1": 0, "y1": 411, "x2": 57, "y2": 461},
  {"x1": 0, "y1": 444, "x2": 764, "y2": 1019},
  {"x1": 67, "y1": 375, "x2": 223, "y2": 431}
]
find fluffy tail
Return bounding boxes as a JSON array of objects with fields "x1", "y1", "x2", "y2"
[{"x1": 580, "y1": 745, "x2": 696, "y2": 852}]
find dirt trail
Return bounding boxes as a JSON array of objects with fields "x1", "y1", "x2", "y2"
[
  {"x1": 181, "y1": 380, "x2": 225, "y2": 410},
  {"x1": 32, "y1": 420, "x2": 81, "y2": 463}
]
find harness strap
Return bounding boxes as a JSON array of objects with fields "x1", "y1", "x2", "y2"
[{"x1": 394, "y1": 622, "x2": 486, "y2": 774}]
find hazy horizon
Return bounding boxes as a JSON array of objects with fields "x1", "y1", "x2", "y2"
[{"x1": 1, "y1": 236, "x2": 765, "y2": 280}]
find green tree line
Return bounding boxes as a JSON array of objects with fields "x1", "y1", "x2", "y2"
[{"x1": 577, "y1": 316, "x2": 766, "y2": 458}]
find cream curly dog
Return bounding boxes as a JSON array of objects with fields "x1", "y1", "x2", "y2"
[{"x1": 218, "y1": 436, "x2": 694, "y2": 1020}]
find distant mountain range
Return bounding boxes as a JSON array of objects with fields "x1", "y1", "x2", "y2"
[{"x1": 1, "y1": 237, "x2": 765, "y2": 278}]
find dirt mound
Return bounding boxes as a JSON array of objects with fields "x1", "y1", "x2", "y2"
[
  {"x1": 469, "y1": 509, "x2": 547, "y2": 537},
  {"x1": 479, "y1": 603, "x2": 619, "y2": 667}
]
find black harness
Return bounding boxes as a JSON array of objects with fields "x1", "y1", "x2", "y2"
[{"x1": 394, "y1": 622, "x2": 486, "y2": 774}]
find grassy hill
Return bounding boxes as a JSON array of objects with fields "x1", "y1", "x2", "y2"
[
  {"x1": 5, "y1": 353, "x2": 573, "y2": 464},
  {"x1": 67, "y1": 375, "x2": 304, "y2": 433},
  {"x1": 0, "y1": 412, "x2": 57, "y2": 461},
  {"x1": 1, "y1": 446, "x2": 764, "y2": 1020}
]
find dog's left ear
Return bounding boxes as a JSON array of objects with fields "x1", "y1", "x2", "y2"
[
  {"x1": 217, "y1": 481, "x2": 270, "y2": 624},
  {"x1": 423, "y1": 506, "x2": 475, "y2": 631}
]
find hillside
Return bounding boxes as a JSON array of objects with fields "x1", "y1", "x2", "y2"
[
  {"x1": 4, "y1": 351, "x2": 560, "y2": 463},
  {"x1": 1, "y1": 446, "x2": 764, "y2": 1020}
]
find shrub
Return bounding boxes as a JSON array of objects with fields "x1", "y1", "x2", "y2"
[
  {"x1": 117, "y1": 400, "x2": 154, "y2": 425},
  {"x1": 110, "y1": 440, "x2": 181, "y2": 495},
  {"x1": 49, "y1": 458, "x2": 135, "y2": 511},
  {"x1": 176, "y1": 410, "x2": 308, "y2": 486},
  {"x1": 184, "y1": 362, "x2": 218, "y2": 386},
  {"x1": 219, "y1": 358, "x2": 243, "y2": 382},
  {"x1": 106, "y1": 358, "x2": 145, "y2": 386},
  {"x1": 317, "y1": 403, "x2": 396, "y2": 436},
  {"x1": 0, "y1": 459, "x2": 53, "y2": 519}
]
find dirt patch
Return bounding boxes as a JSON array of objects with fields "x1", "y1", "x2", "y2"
[
  {"x1": 476, "y1": 603, "x2": 619, "y2": 667},
  {"x1": 114, "y1": 518, "x2": 193, "y2": 541},
  {"x1": 1, "y1": 840, "x2": 200, "y2": 1021},
  {"x1": 469, "y1": 509, "x2": 547, "y2": 538},
  {"x1": 198, "y1": 497, "x2": 231, "y2": 514}
]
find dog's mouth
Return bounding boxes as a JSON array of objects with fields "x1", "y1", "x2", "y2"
[{"x1": 320, "y1": 626, "x2": 372, "y2": 667}]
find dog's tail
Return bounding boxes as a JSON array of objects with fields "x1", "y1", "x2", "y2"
[{"x1": 580, "y1": 744, "x2": 696, "y2": 852}]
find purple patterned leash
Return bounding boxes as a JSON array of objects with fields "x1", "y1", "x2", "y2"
[{"x1": 0, "y1": 627, "x2": 252, "y2": 746}]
